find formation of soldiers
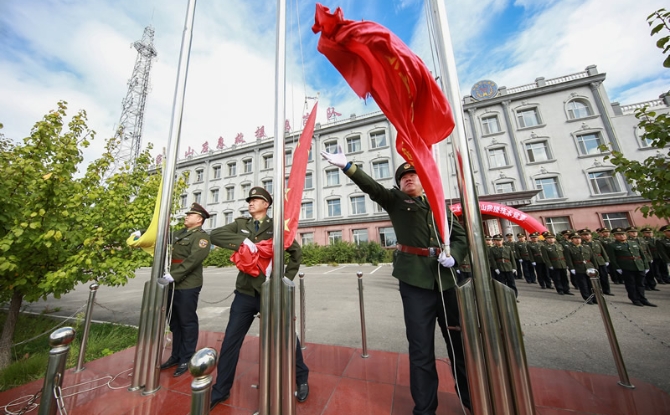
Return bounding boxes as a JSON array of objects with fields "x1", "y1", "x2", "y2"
[{"x1": 456, "y1": 225, "x2": 670, "y2": 307}]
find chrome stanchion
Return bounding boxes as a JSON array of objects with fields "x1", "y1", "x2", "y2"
[
  {"x1": 129, "y1": 280, "x2": 152, "y2": 391},
  {"x1": 189, "y1": 347, "x2": 218, "y2": 415},
  {"x1": 38, "y1": 327, "x2": 75, "y2": 415},
  {"x1": 356, "y1": 271, "x2": 369, "y2": 358},
  {"x1": 298, "y1": 272, "x2": 306, "y2": 350},
  {"x1": 75, "y1": 282, "x2": 99, "y2": 372},
  {"x1": 258, "y1": 279, "x2": 271, "y2": 415},
  {"x1": 281, "y1": 277, "x2": 296, "y2": 415},
  {"x1": 587, "y1": 268, "x2": 635, "y2": 389}
]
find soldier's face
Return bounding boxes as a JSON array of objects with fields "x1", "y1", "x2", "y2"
[
  {"x1": 628, "y1": 231, "x2": 638, "y2": 238},
  {"x1": 518, "y1": 236, "x2": 526, "y2": 241},
  {"x1": 494, "y1": 240, "x2": 503, "y2": 246},
  {"x1": 546, "y1": 237, "x2": 555, "y2": 244},
  {"x1": 614, "y1": 233, "x2": 627, "y2": 241},
  {"x1": 581, "y1": 234, "x2": 591, "y2": 241},
  {"x1": 249, "y1": 198, "x2": 270, "y2": 216},
  {"x1": 184, "y1": 213, "x2": 203, "y2": 229},
  {"x1": 643, "y1": 231, "x2": 653, "y2": 237},
  {"x1": 571, "y1": 237, "x2": 581, "y2": 245},
  {"x1": 601, "y1": 232, "x2": 610, "y2": 237},
  {"x1": 399, "y1": 172, "x2": 423, "y2": 197}
]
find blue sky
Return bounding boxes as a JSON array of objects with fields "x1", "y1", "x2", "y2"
[{"x1": 1, "y1": 0, "x2": 668, "y2": 164}]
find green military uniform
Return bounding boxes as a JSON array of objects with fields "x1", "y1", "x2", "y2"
[
  {"x1": 489, "y1": 236, "x2": 518, "y2": 297},
  {"x1": 564, "y1": 236, "x2": 597, "y2": 302},
  {"x1": 606, "y1": 227, "x2": 653, "y2": 306},
  {"x1": 656, "y1": 224, "x2": 670, "y2": 283},
  {"x1": 581, "y1": 231, "x2": 612, "y2": 295},
  {"x1": 541, "y1": 239, "x2": 572, "y2": 295},
  {"x1": 528, "y1": 234, "x2": 551, "y2": 288},
  {"x1": 171, "y1": 226, "x2": 211, "y2": 290},
  {"x1": 514, "y1": 237, "x2": 534, "y2": 283},
  {"x1": 642, "y1": 228, "x2": 663, "y2": 288}
]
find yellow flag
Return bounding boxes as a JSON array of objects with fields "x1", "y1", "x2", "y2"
[{"x1": 126, "y1": 179, "x2": 162, "y2": 256}]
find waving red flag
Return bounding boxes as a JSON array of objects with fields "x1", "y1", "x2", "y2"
[{"x1": 312, "y1": 4, "x2": 454, "y2": 241}]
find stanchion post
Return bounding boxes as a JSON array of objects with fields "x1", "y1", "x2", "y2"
[
  {"x1": 299, "y1": 272, "x2": 306, "y2": 350},
  {"x1": 356, "y1": 271, "x2": 369, "y2": 358},
  {"x1": 75, "y1": 282, "x2": 99, "y2": 372},
  {"x1": 189, "y1": 347, "x2": 218, "y2": 415},
  {"x1": 587, "y1": 268, "x2": 635, "y2": 389},
  {"x1": 37, "y1": 327, "x2": 76, "y2": 415}
]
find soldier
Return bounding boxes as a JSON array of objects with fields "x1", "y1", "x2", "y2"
[
  {"x1": 159, "y1": 203, "x2": 211, "y2": 377},
  {"x1": 514, "y1": 233, "x2": 535, "y2": 284},
  {"x1": 564, "y1": 233, "x2": 598, "y2": 304},
  {"x1": 209, "y1": 187, "x2": 309, "y2": 408},
  {"x1": 627, "y1": 227, "x2": 656, "y2": 291},
  {"x1": 642, "y1": 227, "x2": 665, "y2": 286},
  {"x1": 656, "y1": 225, "x2": 670, "y2": 283},
  {"x1": 599, "y1": 227, "x2": 621, "y2": 284},
  {"x1": 489, "y1": 234, "x2": 518, "y2": 298},
  {"x1": 606, "y1": 227, "x2": 656, "y2": 307},
  {"x1": 321, "y1": 152, "x2": 472, "y2": 413},
  {"x1": 528, "y1": 232, "x2": 552, "y2": 289},
  {"x1": 541, "y1": 233, "x2": 574, "y2": 296},
  {"x1": 560, "y1": 229, "x2": 577, "y2": 289},
  {"x1": 504, "y1": 233, "x2": 515, "y2": 247},
  {"x1": 580, "y1": 228, "x2": 613, "y2": 296},
  {"x1": 456, "y1": 254, "x2": 472, "y2": 284}
]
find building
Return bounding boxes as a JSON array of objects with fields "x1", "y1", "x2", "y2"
[{"x1": 174, "y1": 65, "x2": 669, "y2": 246}]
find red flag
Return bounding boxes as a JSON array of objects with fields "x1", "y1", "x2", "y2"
[{"x1": 312, "y1": 4, "x2": 454, "y2": 241}]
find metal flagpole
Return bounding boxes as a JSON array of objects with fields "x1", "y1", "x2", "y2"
[{"x1": 130, "y1": 0, "x2": 198, "y2": 395}]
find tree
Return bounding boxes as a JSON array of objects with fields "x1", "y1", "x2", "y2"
[
  {"x1": 0, "y1": 102, "x2": 183, "y2": 369},
  {"x1": 600, "y1": 9, "x2": 670, "y2": 220}
]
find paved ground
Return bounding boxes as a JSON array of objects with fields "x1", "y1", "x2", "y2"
[{"x1": 21, "y1": 265, "x2": 670, "y2": 395}]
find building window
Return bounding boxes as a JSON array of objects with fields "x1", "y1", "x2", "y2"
[
  {"x1": 602, "y1": 212, "x2": 630, "y2": 229},
  {"x1": 241, "y1": 183, "x2": 250, "y2": 197},
  {"x1": 494, "y1": 182, "x2": 515, "y2": 194},
  {"x1": 226, "y1": 186, "x2": 234, "y2": 201},
  {"x1": 301, "y1": 232, "x2": 314, "y2": 245},
  {"x1": 374, "y1": 202, "x2": 385, "y2": 213},
  {"x1": 567, "y1": 99, "x2": 593, "y2": 120},
  {"x1": 224, "y1": 211, "x2": 233, "y2": 224},
  {"x1": 326, "y1": 168, "x2": 340, "y2": 186},
  {"x1": 208, "y1": 214, "x2": 217, "y2": 228},
  {"x1": 324, "y1": 140, "x2": 339, "y2": 154},
  {"x1": 517, "y1": 108, "x2": 540, "y2": 128},
  {"x1": 379, "y1": 227, "x2": 397, "y2": 248},
  {"x1": 285, "y1": 150, "x2": 293, "y2": 166},
  {"x1": 327, "y1": 199, "x2": 341, "y2": 217},
  {"x1": 227, "y1": 162, "x2": 237, "y2": 177},
  {"x1": 301, "y1": 201, "x2": 314, "y2": 219},
  {"x1": 347, "y1": 135, "x2": 362, "y2": 153},
  {"x1": 194, "y1": 192, "x2": 202, "y2": 204},
  {"x1": 262, "y1": 179, "x2": 273, "y2": 194},
  {"x1": 183, "y1": 171, "x2": 190, "y2": 184},
  {"x1": 488, "y1": 147, "x2": 508, "y2": 168},
  {"x1": 195, "y1": 169, "x2": 204, "y2": 182},
  {"x1": 263, "y1": 155, "x2": 273, "y2": 170},
  {"x1": 370, "y1": 131, "x2": 387, "y2": 148},
  {"x1": 350, "y1": 196, "x2": 366, "y2": 214},
  {"x1": 525, "y1": 141, "x2": 551, "y2": 163},
  {"x1": 576, "y1": 132, "x2": 605, "y2": 155},
  {"x1": 180, "y1": 194, "x2": 187, "y2": 209},
  {"x1": 588, "y1": 171, "x2": 620, "y2": 195},
  {"x1": 545, "y1": 216, "x2": 571, "y2": 235},
  {"x1": 308, "y1": 145, "x2": 314, "y2": 162},
  {"x1": 328, "y1": 230, "x2": 342, "y2": 244},
  {"x1": 535, "y1": 177, "x2": 562, "y2": 200},
  {"x1": 240, "y1": 208, "x2": 249, "y2": 217},
  {"x1": 243, "y1": 159, "x2": 253, "y2": 173},
  {"x1": 372, "y1": 160, "x2": 391, "y2": 179},
  {"x1": 352, "y1": 229, "x2": 368, "y2": 245},
  {"x1": 212, "y1": 165, "x2": 221, "y2": 179},
  {"x1": 210, "y1": 189, "x2": 219, "y2": 203},
  {"x1": 304, "y1": 172, "x2": 313, "y2": 189},
  {"x1": 481, "y1": 115, "x2": 501, "y2": 135}
]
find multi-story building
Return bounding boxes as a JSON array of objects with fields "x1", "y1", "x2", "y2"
[{"x1": 174, "y1": 65, "x2": 669, "y2": 246}]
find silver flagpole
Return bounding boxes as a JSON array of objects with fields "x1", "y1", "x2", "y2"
[
  {"x1": 131, "y1": 0, "x2": 198, "y2": 394},
  {"x1": 426, "y1": 0, "x2": 516, "y2": 413}
]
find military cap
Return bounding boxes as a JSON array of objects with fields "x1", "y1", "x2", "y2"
[
  {"x1": 569, "y1": 233, "x2": 581, "y2": 239},
  {"x1": 541, "y1": 231, "x2": 549, "y2": 237},
  {"x1": 660, "y1": 225, "x2": 670, "y2": 232},
  {"x1": 246, "y1": 186, "x2": 273, "y2": 205},
  {"x1": 395, "y1": 162, "x2": 417, "y2": 185},
  {"x1": 625, "y1": 226, "x2": 638, "y2": 233},
  {"x1": 595, "y1": 227, "x2": 602, "y2": 233},
  {"x1": 516, "y1": 233, "x2": 526, "y2": 238},
  {"x1": 485, "y1": 236, "x2": 493, "y2": 240},
  {"x1": 560, "y1": 229, "x2": 569, "y2": 235},
  {"x1": 612, "y1": 227, "x2": 626, "y2": 234},
  {"x1": 600, "y1": 227, "x2": 611, "y2": 232},
  {"x1": 641, "y1": 227, "x2": 653, "y2": 232},
  {"x1": 544, "y1": 232, "x2": 556, "y2": 238},
  {"x1": 505, "y1": 233, "x2": 513, "y2": 237},
  {"x1": 529, "y1": 232, "x2": 539, "y2": 237},
  {"x1": 492, "y1": 234, "x2": 503, "y2": 240},
  {"x1": 578, "y1": 228, "x2": 591, "y2": 235},
  {"x1": 185, "y1": 203, "x2": 210, "y2": 219}
]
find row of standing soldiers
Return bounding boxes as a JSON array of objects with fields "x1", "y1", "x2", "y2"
[{"x1": 455, "y1": 225, "x2": 670, "y2": 307}]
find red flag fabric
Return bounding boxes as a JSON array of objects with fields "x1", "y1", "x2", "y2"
[
  {"x1": 312, "y1": 4, "x2": 454, "y2": 242},
  {"x1": 231, "y1": 240, "x2": 273, "y2": 277}
]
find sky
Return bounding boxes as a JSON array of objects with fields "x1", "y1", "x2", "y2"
[{"x1": 1, "y1": 0, "x2": 669, "y2": 167}]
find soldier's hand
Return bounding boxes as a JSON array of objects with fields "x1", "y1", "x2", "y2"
[
  {"x1": 570, "y1": 269, "x2": 576, "y2": 275},
  {"x1": 605, "y1": 262, "x2": 609, "y2": 266},
  {"x1": 243, "y1": 238, "x2": 258, "y2": 253},
  {"x1": 163, "y1": 273, "x2": 174, "y2": 283},
  {"x1": 645, "y1": 269, "x2": 650, "y2": 274},
  {"x1": 512, "y1": 269, "x2": 517, "y2": 275},
  {"x1": 320, "y1": 148, "x2": 348, "y2": 169},
  {"x1": 616, "y1": 269, "x2": 623, "y2": 274},
  {"x1": 456, "y1": 270, "x2": 461, "y2": 274},
  {"x1": 495, "y1": 269, "x2": 500, "y2": 275},
  {"x1": 438, "y1": 251, "x2": 455, "y2": 267},
  {"x1": 532, "y1": 262, "x2": 537, "y2": 266},
  {"x1": 549, "y1": 266, "x2": 554, "y2": 270},
  {"x1": 519, "y1": 259, "x2": 523, "y2": 263},
  {"x1": 130, "y1": 230, "x2": 142, "y2": 239},
  {"x1": 265, "y1": 259, "x2": 273, "y2": 276}
]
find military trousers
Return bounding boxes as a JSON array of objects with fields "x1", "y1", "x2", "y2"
[
  {"x1": 597, "y1": 265, "x2": 611, "y2": 294},
  {"x1": 494, "y1": 271, "x2": 518, "y2": 297},
  {"x1": 621, "y1": 270, "x2": 647, "y2": 304},
  {"x1": 574, "y1": 273, "x2": 593, "y2": 302},
  {"x1": 520, "y1": 260, "x2": 535, "y2": 283},
  {"x1": 398, "y1": 281, "x2": 471, "y2": 415},
  {"x1": 549, "y1": 268, "x2": 571, "y2": 294},
  {"x1": 534, "y1": 262, "x2": 552, "y2": 289},
  {"x1": 211, "y1": 290, "x2": 309, "y2": 403},
  {"x1": 657, "y1": 261, "x2": 670, "y2": 283},
  {"x1": 167, "y1": 285, "x2": 201, "y2": 365}
]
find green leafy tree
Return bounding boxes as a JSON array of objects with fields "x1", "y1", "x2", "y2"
[
  {"x1": 0, "y1": 102, "x2": 183, "y2": 369},
  {"x1": 599, "y1": 9, "x2": 670, "y2": 219}
]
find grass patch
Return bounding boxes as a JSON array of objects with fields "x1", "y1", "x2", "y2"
[{"x1": 0, "y1": 311, "x2": 138, "y2": 391}]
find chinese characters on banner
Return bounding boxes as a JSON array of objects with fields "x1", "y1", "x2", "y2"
[
  {"x1": 184, "y1": 146, "x2": 195, "y2": 158},
  {"x1": 217, "y1": 136, "x2": 225, "y2": 150},
  {"x1": 255, "y1": 126, "x2": 267, "y2": 139},
  {"x1": 234, "y1": 133, "x2": 245, "y2": 144},
  {"x1": 201, "y1": 141, "x2": 209, "y2": 153}
]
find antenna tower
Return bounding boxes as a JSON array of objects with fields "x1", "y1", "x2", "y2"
[{"x1": 110, "y1": 25, "x2": 157, "y2": 175}]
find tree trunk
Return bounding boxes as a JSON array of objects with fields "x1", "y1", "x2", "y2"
[{"x1": 0, "y1": 291, "x2": 23, "y2": 370}]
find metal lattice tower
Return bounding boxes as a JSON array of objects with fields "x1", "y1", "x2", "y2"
[{"x1": 110, "y1": 25, "x2": 157, "y2": 174}]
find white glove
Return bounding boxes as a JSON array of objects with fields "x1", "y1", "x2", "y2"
[
  {"x1": 438, "y1": 251, "x2": 455, "y2": 267},
  {"x1": 532, "y1": 262, "x2": 536, "y2": 266},
  {"x1": 645, "y1": 269, "x2": 650, "y2": 274},
  {"x1": 616, "y1": 269, "x2": 622, "y2": 274},
  {"x1": 265, "y1": 259, "x2": 272, "y2": 276},
  {"x1": 131, "y1": 230, "x2": 141, "y2": 238},
  {"x1": 519, "y1": 259, "x2": 523, "y2": 263},
  {"x1": 456, "y1": 270, "x2": 461, "y2": 274},
  {"x1": 605, "y1": 262, "x2": 609, "y2": 266},
  {"x1": 164, "y1": 273, "x2": 174, "y2": 283},
  {"x1": 320, "y1": 149, "x2": 348, "y2": 169},
  {"x1": 549, "y1": 266, "x2": 554, "y2": 270},
  {"x1": 495, "y1": 269, "x2": 500, "y2": 275},
  {"x1": 243, "y1": 238, "x2": 258, "y2": 253},
  {"x1": 570, "y1": 269, "x2": 576, "y2": 275},
  {"x1": 512, "y1": 269, "x2": 517, "y2": 275},
  {"x1": 650, "y1": 259, "x2": 654, "y2": 264}
]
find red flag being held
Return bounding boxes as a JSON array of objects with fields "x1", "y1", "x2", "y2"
[{"x1": 312, "y1": 4, "x2": 454, "y2": 242}]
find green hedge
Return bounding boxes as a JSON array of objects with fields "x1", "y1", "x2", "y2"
[{"x1": 204, "y1": 241, "x2": 393, "y2": 267}]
